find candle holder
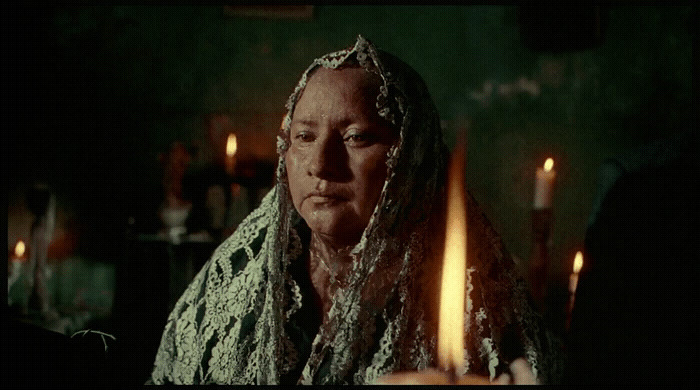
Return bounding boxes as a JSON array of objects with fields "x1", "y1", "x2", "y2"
[
  {"x1": 228, "y1": 158, "x2": 276, "y2": 213},
  {"x1": 375, "y1": 368, "x2": 493, "y2": 385},
  {"x1": 8, "y1": 241, "x2": 27, "y2": 305},
  {"x1": 529, "y1": 207, "x2": 552, "y2": 312},
  {"x1": 26, "y1": 184, "x2": 58, "y2": 320},
  {"x1": 566, "y1": 277, "x2": 577, "y2": 331}
]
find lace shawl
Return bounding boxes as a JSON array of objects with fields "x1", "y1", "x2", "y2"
[{"x1": 151, "y1": 35, "x2": 557, "y2": 385}]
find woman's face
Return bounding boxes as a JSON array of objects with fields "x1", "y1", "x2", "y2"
[{"x1": 285, "y1": 67, "x2": 396, "y2": 246}]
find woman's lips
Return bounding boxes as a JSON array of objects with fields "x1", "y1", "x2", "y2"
[
  {"x1": 307, "y1": 195, "x2": 343, "y2": 203},
  {"x1": 306, "y1": 191, "x2": 348, "y2": 204}
]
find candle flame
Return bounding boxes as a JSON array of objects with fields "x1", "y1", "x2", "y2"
[
  {"x1": 226, "y1": 133, "x2": 237, "y2": 157},
  {"x1": 14, "y1": 241, "x2": 26, "y2": 257},
  {"x1": 543, "y1": 158, "x2": 554, "y2": 172},
  {"x1": 438, "y1": 142, "x2": 467, "y2": 371},
  {"x1": 573, "y1": 251, "x2": 583, "y2": 274}
]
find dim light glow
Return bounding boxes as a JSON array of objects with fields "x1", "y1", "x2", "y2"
[
  {"x1": 573, "y1": 251, "x2": 583, "y2": 274},
  {"x1": 226, "y1": 133, "x2": 238, "y2": 157},
  {"x1": 438, "y1": 143, "x2": 467, "y2": 371},
  {"x1": 14, "y1": 241, "x2": 26, "y2": 257},
  {"x1": 543, "y1": 158, "x2": 554, "y2": 172}
]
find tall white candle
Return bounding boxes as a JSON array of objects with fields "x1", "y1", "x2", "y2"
[{"x1": 533, "y1": 158, "x2": 556, "y2": 209}]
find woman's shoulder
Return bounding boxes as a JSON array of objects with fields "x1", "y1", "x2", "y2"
[{"x1": 207, "y1": 225, "x2": 268, "y2": 281}]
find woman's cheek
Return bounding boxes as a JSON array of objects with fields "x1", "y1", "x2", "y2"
[
  {"x1": 285, "y1": 151, "x2": 304, "y2": 209},
  {"x1": 363, "y1": 149, "x2": 390, "y2": 185}
]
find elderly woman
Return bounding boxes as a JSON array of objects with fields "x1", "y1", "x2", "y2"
[{"x1": 150, "y1": 36, "x2": 559, "y2": 385}]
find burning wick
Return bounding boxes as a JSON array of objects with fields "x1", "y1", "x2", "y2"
[
  {"x1": 569, "y1": 251, "x2": 583, "y2": 294},
  {"x1": 544, "y1": 157, "x2": 554, "y2": 172},
  {"x1": 225, "y1": 133, "x2": 237, "y2": 175},
  {"x1": 573, "y1": 251, "x2": 583, "y2": 274},
  {"x1": 14, "y1": 241, "x2": 26, "y2": 258}
]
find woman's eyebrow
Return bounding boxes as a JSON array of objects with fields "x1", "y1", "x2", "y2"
[
  {"x1": 290, "y1": 119, "x2": 319, "y2": 129},
  {"x1": 292, "y1": 118, "x2": 364, "y2": 129}
]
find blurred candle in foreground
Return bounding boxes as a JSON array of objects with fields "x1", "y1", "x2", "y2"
[
  {"x1": 374, "y1": 142, "x2": 471, "y2": 385},
  {"x1": 438, "y1": 141, "x2": 467, "y2": 375},
  {"x1": 225, "y1": 133, "x2": 237, "y2": 175},
  {"x1": 374, "y1": 142, "x2": 535, "y2": 385},
  {"x1": 533, "y1": 158, "x2": 556, "y2": 209}
]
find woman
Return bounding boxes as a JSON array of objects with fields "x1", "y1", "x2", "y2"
[{"x1": 151, "y1": 36, "x2": 559, "y2": 384}]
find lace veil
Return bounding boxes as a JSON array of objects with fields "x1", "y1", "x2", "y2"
[{"x1": 151, "y1": 35, "x2": 555, "y2": 384}]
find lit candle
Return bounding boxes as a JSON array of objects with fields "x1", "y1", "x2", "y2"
[
  {"x1": 569, "y1": 251, "x2": 583, "y2": 311},
  {"x1": 13, "y1": 240, "x2": 26, "y2": 257},
  {"x1": 225, "y1": 133, "x2": 237, "y2": 175},
  {"x1": 569, "y1": 251, "x2": 583, "y2": 298},
  {"x1": 533, "y1": 158, "x2": 556, "y2": 209},
  {"x1": 11, "y1": 240, "x2": 26, "y2": 264},
  {"x1": 567, "y1": 250, "x2": 584, "y2": 329},
  {"x1": 8, "y1": 240, "x2": 27, "y2": 291},
  {"x1": 375, "y1": 142, "x2": 470, "y2": 384},
  {"x1": 437, "y1": 140, "x2": 467, "y2": 376}
]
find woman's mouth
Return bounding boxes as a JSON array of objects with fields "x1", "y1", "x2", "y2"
[{"x1": 306, "y1": 191, "x2": 348, "y2": 205}]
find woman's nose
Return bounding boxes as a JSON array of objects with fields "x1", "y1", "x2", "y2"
[{"x1": 307, "y1": 135, "x2": 345, "y2": 180}]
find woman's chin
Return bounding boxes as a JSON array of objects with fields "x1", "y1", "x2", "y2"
[{"x1": 304, "y1": 217, "x2": 364, "y2": 247}]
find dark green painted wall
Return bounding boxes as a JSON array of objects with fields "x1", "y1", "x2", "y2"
[{"x1": 6, "y1": 6, "x2": 695, "y2": 283}]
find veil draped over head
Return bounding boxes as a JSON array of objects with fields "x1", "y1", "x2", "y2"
[{"x1": 151, "y1": 36, "x2": 559, "y2": 385}]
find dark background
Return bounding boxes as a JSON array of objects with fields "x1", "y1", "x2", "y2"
[{"x1": 3, "y1": 5, "x2": 696, "y2": 385}]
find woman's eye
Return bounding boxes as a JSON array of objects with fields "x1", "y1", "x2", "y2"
[
  {"x1": 344, "y1": 132, "x2": 372, "y2": 146},
  {"x1": 294, "y1": 132, "x2": 314, "y2": 143}
]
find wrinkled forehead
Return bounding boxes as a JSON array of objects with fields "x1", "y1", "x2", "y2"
[
  {"x1": 294, "y1": 57, "x2": 382, "y2": 108},
  {"x1": 308, "y1": 64, "x2": 381, "y2": 88},
  {"x1": 288, "y1": 42, "x2": 380, "y2": 110},
  {"x1": 293, "y1": 65, "x2": 383, "y2": 111}
]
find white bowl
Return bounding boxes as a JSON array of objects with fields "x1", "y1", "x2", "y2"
[{"x1": 160, "y1": 205, "x2": 191, "y2": 228}]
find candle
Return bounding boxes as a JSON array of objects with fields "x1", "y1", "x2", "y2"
[
  {"x1": 374, "y1": 142, "x2": 538, "y2": 385},
  {"x1": 13, "y1": 240, "x2": 26, "y2": 258},
  {"x1": 437, "y1": 140, "x2": 467, "y2": 375},
  {"x1": 8, "y1": 240, "x2": 27, "y2": 291},
  {"x1": 569, "y1": 251, "x2": 583, "y2": 297},
  {"x1": 533, "y1": 158, "x2": 556, "y2": 209},
  {"x1": 567, "y1": 251, "x2": 584, "y2": 327},
  {"x1": 375, "y1": 142, "x2": 469, "y2": 384},
  {"x1": 225, "y1": 133, "x2": 238, "y2": 175}
]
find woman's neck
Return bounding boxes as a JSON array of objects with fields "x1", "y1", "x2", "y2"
[
  {"x1": 307, "y1": 231, "x2": 357, "y2": 322},
  {"x1": 311, "y1": 231, "x2": 356, "y2": 260}
]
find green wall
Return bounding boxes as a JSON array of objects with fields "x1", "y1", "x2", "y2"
[{"x1": 6, "y1": 6, "x2": 694, "y2": 284}]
